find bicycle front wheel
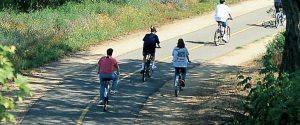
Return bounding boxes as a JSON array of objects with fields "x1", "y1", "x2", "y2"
[
  {"x1": 226, "y1": 26, "x2": 231, "y2": 43},
  {"x1": 147, "y1": 64, "x2": 153, "y2": 78},
  {"x1": 146, "y1": 60, "x2": 152, "y2": 78}
]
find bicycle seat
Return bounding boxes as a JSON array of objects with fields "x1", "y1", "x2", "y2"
[
  {"x1": 102, "y1": 78, "x2": 112, "y2": 81},
  {"x1": 217, "y1": 21, "x2": 222, "y2": 25}
]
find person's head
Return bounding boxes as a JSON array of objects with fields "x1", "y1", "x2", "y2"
[
  {"x1": 107, "y1": 48, "x2": 113, "y2": 56},
  {"x1": 150, "y1": 26, "x2": 157, "y2": 33},
  {"x1": 220, "y1": 0, "x2": 225, "y2": 4},
  {"x1": 177, "y1": 38, "x2": 185, "y2": 48}
]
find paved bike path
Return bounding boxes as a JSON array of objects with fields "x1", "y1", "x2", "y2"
[{"x1": 18, "y1": 0, "x2": 278, "y2": 124}]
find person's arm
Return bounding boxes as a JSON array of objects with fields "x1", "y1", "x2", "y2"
[
  {"x1": 143, "y1": 34, "x2": 147, "y2": 42},
  {"x1": 114, "y1": 59, "x2": 120, "y2": 75},
  {"x1": 97, "y1": 59, "x2": 101, "y2": 74},
  {"x1": 186, "y1": 48, "x2": 191, "y2": 63},
  {"x1": 228, "y1": 13, "x2": 233, "y2": 20},
  {"x1": 117, "y1": 64, "x2": 120, "y2": 75},
  {"x1": 187, "y1": 55, "x2": 191, "y2": 63},
  {"x1": 156, "y1": 35, "x2": 161, "y2": 48},
  {"x1": 142, "y1": 34, "x2": 147, "y2": 48},
  {"x1": 227, "y1": 6, "x2": 233, "y2": 20},
  {"x1": 116, "y1": 65, "x2": 120, "y2": 75},
  {"x1": 172, "y1": 49, "x2": 175, "y2": 56}
]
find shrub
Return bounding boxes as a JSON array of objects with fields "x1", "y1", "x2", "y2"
[
  {"x1": 0, "y1": 45, "x2": 31, "y2": 123},
  {"x1": 240, "y1": 32, "x2": 300, "y2": 124}
]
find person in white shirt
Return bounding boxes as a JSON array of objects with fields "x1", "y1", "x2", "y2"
[
  {"x1": 214, "y1": 0, "x2": 233, "y2": 42},
  {"x1": 172, "y1": 38, "x2": 191, "y2": 87}
]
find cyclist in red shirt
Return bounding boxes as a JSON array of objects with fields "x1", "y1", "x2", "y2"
[{"x1": 97, "y1": 48, "x2": 120, "y2": 104}]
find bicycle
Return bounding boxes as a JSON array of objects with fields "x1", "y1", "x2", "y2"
[
  {"x1": 214, "y1": 20, "x2": 231, "y2": 46},
  {"x1": 142, "y1": 53, "x2": 153, "y2": 82},
  {"x1": 174, "y1": 68, "x2": 184, "y2": 97},
  {"x1": 102, "y1": 78, "x2": 112, "y2": 112},
  {"x1": 275, "y1": 8, "x2": 285, "y2": 28}
]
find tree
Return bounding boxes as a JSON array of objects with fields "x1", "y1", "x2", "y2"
[
  {"x1": 280, "y1": 0, "x2": 300, "y2": 74},
  {"x1": 0, "y1": 45, "x2": 31, "y2": 123}
]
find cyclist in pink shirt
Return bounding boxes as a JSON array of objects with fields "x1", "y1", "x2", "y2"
[{"x1": 97, "y1": 48, "x2": 120, "y2": 104}]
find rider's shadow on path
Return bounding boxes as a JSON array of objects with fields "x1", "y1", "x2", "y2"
[{"x1": 186, "y1": 40, "x2": 215, "y2": 46}]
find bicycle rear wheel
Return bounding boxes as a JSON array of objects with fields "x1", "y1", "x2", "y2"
[
  {"x1": 103, "y1": 97, "x2": 108, "y2": 112},
  {"x1": 175, "y1": 89, "x2": 179, "y2": 97},
  {"x1": 214, "y1": 30, "x2": 220, "y2": 46},
  {"x1": 147, "y1": 61, "x2": 153, "y2": 78},
  {"x1": 103, "y1": 81, "x2": 110, "y2": 111},
  {"x1": 174, "y1": 77, "x2": 180, "y2": 97},
  {"x1": 275, "y1": 13, "x2": 280, "y2": 28},
  {"x1": 280, "y1": 14, "x2": 285, "y2": 26},
  {"x1": 142, "y1": 66, "x2": 146, "y2": 82},
  {"x1": 142, "y1": 61, "x2": 150, "y2": 82}
]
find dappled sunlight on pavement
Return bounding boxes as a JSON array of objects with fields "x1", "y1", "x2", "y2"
[{"x1": 135, "y1": 62, "x2": 245, "y2": 124}]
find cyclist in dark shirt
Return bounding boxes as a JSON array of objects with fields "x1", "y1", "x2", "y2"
[
  {"x1": 274, "y1": 0, "x2": 282, "y2": 13},
  {"x1": 141, "y1": 26, "x2": 160, "y2": 72}
]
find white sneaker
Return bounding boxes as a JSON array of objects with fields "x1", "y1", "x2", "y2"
[
  {"x1": 110, "y1": 90, "x2": 117, "y2": 95},
  {"x1": 98, "y1": 100, "x2": 104, "y2": 105},
  {"x1": 222, "y1": 35, "x2": 227, "y2": 42},
  {"x1": 152, "y1": 65, "x2": 157, "y2": 69}
]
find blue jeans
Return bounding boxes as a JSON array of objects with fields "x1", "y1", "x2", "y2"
[
  {"x1": 217, "y1": 21, "x2": 227, "y2": 28},
  {"x1": 174, "y1": 67, "x2": 187, "y2": 84},
  {"x1": 98, "y1": 73, "x2": 119, "y2": 101}
]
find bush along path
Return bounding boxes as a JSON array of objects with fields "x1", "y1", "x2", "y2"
[
  {"x1": 0, "y1": 45, "x2": 31, "y2": 123},
  {"x1": 238, "y1": 33, "x2": 300, "y2": 124}
]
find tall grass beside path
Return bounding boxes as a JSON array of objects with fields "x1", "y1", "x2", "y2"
[{"x1": 0, "y1": 0, "x2": 246, "y2": 70}]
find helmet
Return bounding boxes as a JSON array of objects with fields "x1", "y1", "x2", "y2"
[{"x1": 150, "y1": 26, "x2": 157, "y2": 33}]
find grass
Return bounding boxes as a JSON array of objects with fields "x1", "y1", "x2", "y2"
[{"x1": 0, "y1": 0, "x2": 247, "y2": 70}]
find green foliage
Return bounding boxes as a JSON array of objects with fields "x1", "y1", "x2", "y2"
[
  {"x1": 0, "y1": 45, "x2": 31, "y2": 123},
  {"x1": 240, "y1": 32, "x2": 300, "y2": 124},
  {"x1": 261, "y1": 32, "x2": 285, "y2": 74},
  {"x1": 0, "y1": 0, "x2": 244, "y2": 70},
  {"x1": 0, "y1": 0, "x2": 83, "y2": 12}
]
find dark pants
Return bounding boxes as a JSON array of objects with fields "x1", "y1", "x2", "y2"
[{"x1": 275, "y1": 2, "x2": 282, "y2": 13}]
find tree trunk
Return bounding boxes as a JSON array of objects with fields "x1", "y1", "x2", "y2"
[{"x1": 280, "y1": 0, "x2": 300, "y2": 74}]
